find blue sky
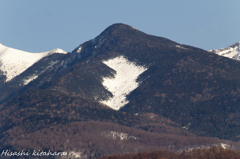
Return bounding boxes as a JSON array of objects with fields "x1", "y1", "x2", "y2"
[{"x1": 0, "y1": 0, "x2": 239, "y2": 52}]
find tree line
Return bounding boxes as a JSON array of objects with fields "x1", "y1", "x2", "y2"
[{"x1": 100, "y1": 146, "x2": 240, "y2": 159}]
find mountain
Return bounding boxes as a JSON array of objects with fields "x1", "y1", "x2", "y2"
[
  {"x1": 1, "y1": 23, "x2": 240, "y2": 158},
  {"x1": 209, "y1": 42, "x2": 240, "y2": 60},
  {"x1": 0, "y1": 44, "x2": 67, "y2": 104},
  {"x1": 0, "y1": 43, "x2": 67, "y2": 82}
]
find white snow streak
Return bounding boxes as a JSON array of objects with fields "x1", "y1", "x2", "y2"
[
  {"x1": 0, "y1": 44, "x2": 66, "y2": 82},
  {"x1": 101, "y1": 56, "x2": 147, "y2": 110},
  {"x1": 22, "y1": 60, "x2": 60, "y2": 85},
  {"x1": 23, "y1": 74, "x2": 38, "y2": 85}
]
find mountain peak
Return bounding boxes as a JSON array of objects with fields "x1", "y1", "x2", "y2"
[
  {"x1": 0, "y1": 46, "x2": 67, "y2": 82},
  {"x1": 48, "y1": 48, "x2": 67, "y2": 55},
  {"x1": 209, "y1": 41, "x2": 240, "y2": 60},
  {"x1": 105, "y1": 23, "x2": 135, "y2": 31},
  {"x1": 97, "y1": 23, "x2": 139, "y2": 38},
  {"x1": 229, "y1": 41, "x2": 240, "y2": 48}
]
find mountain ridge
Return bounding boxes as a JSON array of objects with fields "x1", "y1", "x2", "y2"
[
  {"x1": 0, "y1": 43, "x2": 67, "y2": 83},
  {"x1": 209, "y1": 42, "x2": 240, "y2": 60},
  {"x1": 1, "y1": 23, "x2": 240, "y2": 158}
]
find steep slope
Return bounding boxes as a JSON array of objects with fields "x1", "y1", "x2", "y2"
[
  {"x1": 0, "y1": 44, "x2": 67, "y2": 104},
  {"x1": 41, "y1": 23, "x2": 240, "y2": 140},
  {"x1": 0, "y1": 43, "x2": 67, "y2": 82},
  {"x1": 0, "y1": 51, "x2": 67, "y2": 104},
  {"x1": 121, "y1": 52, "x2": 240, "y2": 140},
  {"x1": 36, "y1": 23, "x2": 181, "y2": 105},
  {"x1": 1, "y1": 23, "x2": 240, "y2": 158},
  {"x1": 209, "y1": 42, "x2": 240, "y2": 60},
  {"x1": 9, "y1": 23, "x2": 240, "y2": 141}
]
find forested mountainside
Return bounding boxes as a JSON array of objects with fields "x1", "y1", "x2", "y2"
[
  {"x1": 100, "y1": 146, "x2": 240, "y2": 159},
  {"x1": 1, "y1": 23, "x2": 240, "y2": 158}
]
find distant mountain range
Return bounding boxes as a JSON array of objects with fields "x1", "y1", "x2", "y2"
[
  {"x1": 0, "y1": 43, "x2": 67, "y2": 82},
  {"x1": 1, "y1": 23, "x2": 240, "y2": 159},
  {"x1": 209, "y1": 42, "x2": 240, "y2": 60}
]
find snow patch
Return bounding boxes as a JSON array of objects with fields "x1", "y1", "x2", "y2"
[
  {"x1": 93, "y1": 37, "x2": 107, "y2": 49},
  {"x1": 68, "y1": 151, "x2": 84, "y2": 158},
  {"x1": 23, "y1": 74, "x2": 38, "y2": 85},
  {"x1": 0, "y1": 44, "x2": 66, "y2": 82},
  {"x1": 185, "y1": 143, "x2": 231, "y2": 152},
  {"x1": 182, "y1": 122, "x2": 191, "y2": 130},
  {"x1": 48, "y1": 48, "x2": 67, "y2": 54},
  {"x1": 176, "y1": 45, "x2": 188, "y2": 50},
  {"x1": 100, "y1": 56, "x2": 147, "y2": 110},
  {"x1": 76, "y1": 46, "x2": 82, "y2": 53},
  {"x1": 209, "y1": 42, "x2": 240, "y2": 60},
  {"x1": 186, "y1": 145, "x2": 211, "y2": 152},
  {"x1": 221, "y1": 143, "x2": 230, "y2": 149},
  {"x1": 101, "y1": 131, "x2": 137, "y2": 141}
]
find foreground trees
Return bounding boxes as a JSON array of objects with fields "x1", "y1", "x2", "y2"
[{"x1": 100, "y1": 146, "x2": 240, "y2": 159}]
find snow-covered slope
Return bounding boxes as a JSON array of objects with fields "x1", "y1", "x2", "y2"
[
  {"x1": 0, "y1": 43, "x2": 67, "y2": 82},
  {"x1": 100, "y1": 56, "x2": 147, "y2": 110},
  {"x1": 209, "y1": 42, "x2": 240, "y2": 60}
]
